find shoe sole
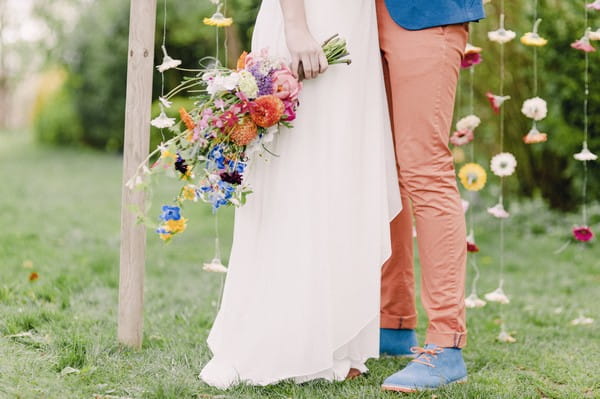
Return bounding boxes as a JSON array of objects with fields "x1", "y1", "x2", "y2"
[{"x1": 381, "y1": 377, "x2": 468, "y2": 393}]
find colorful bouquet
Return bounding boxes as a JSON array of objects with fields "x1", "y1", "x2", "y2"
[{"x1": 128, "y1": 35, "x2": 351, "y2": 241}]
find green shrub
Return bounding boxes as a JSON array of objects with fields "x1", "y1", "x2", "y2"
[{"x1": 33, "y1": 85, "x2": 84, "y2": 146}]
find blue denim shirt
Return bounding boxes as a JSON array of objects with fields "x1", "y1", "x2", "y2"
[{"x1": 384, "y1": 0, "x2": 486, "y2": 30}]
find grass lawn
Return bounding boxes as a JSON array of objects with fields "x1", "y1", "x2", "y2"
[{"x1": 1, "y1": 130, "x2": 599, "y2": 399}]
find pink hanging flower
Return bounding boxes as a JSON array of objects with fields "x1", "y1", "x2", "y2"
[
  {"x1": 486, "y1": 92, "x2": 511, "y2": 113},
  {"x1": 571, "y1": 30, "x2": 596, "y2": 52},
  {"x1": 466, "y1": 234, "x2": 480, "y2": 253},
  {"x1": 586, "y1": 0, "x2": 600, "y2": 10},
  {"x1": 523, "y1": 125, "x2": 548, "y2": 144},
  {"x1": 487, "y1": 203, "x2": 510, "y2": 219},
  {"x1": 462, "y1": 43, "x2": 483, "y2": 68},
  {"x1": 573, "y1": 226, "x2": 594, "y2": 242},
  {"x1": 450, "y1": 129, "x2": 475, "y2": 146}
]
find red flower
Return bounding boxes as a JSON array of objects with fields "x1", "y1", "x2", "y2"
[
  {"x1": 573, "y1": 226, "x2": 594, "y2": 242},
  {"x1": 250, "y1": 95, "x2": 285, "y2": 128},
  {"x1": 29, "y1": 272, "x2": 39, "y2": 282},
  {"x1": 221, "y1": 110, "x2": 239, "y2": 128},
  {"x1": 461, "y1": 53, "x2": 482, "y2": 69},
  {"x1": 467, "y1": 240, "x2": 480, "y2": 253}
]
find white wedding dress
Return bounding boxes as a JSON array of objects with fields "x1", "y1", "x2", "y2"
[{"x1": 200, "y1": 0, "x2": 401, "y2": 388}]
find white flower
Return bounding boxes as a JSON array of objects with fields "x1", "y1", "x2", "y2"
[
  {"x1": 456, "y1": 115, "x2": 481, "y2": 132},
  {"x1": 485, "y1": 287, "x2": 510, "y2": 304},
  {"x1": 151, "y1": 106, "x2": 176, "y2": 128},
  {"x1": 491, "y1": 152, "x2": 517, "y2": 177},
  {"x1": 487, "y1": 202, "x2": 510, "y2": 218},
  {"x1": 521, "y1": 97, "x2": 548, "y2": 121},
  {"x1": 574, "y1": 143, "x2": 598, "y2": 161},
  {"x1": 465, "y1": 293, "x2": 487, "y2": 308},
  {"x1": 203, "y1": 258, "x2": 228, "y2": 273},
  {"x1": 589, "y1": 28, "x2": 600, "y2": 41},
  {"x1": 570, "y1": 314, "x2": 594, "y2": 326},
  {"x1": 488, "y1": 14, "x2": 516, "y2": 44},
  {"x1": 497, "y1": 330, "x2": 517, "y2": 343},
  {"x1": 156, "y1": 45, "x2": 182, "y2": 73},
  {"x1": 238, "y1": 70, "x2": 259, "y2": 99},
  {"x1": 205, "y1": 72, "x2": 240, "y2": 95},
  {"x1": 159, "y1": 96, "x2": 172, "y2": 108}
]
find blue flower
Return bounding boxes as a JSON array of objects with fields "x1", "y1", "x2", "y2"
[
  {"x1": 160, "y1": 205, "x2": 181, "y2": 221},
  {"x1": 208, "y1": 145, "x2": 226, "y2": 170},
  {"x1": 228, "y1": 160, "x2": 247, "y2": 174}
]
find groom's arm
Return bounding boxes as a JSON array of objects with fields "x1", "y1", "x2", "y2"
[{"x1": 279, "y1": 0, "x2": 328, "y2": 79}]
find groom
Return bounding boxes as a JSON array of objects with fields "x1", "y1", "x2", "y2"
[{"x1": 376, "y1": 0, "x2": 485, "y2": 393}]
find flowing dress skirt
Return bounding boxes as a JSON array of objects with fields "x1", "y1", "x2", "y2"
[{"x1": 200, "y1": 0, "x2": 402, "y2": 388}]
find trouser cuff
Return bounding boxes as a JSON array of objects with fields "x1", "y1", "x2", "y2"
[
  {"x1": 380, "y1": 313, "x2": 418, "y2": 330},
  {"x1": 425, "y1": 330, "x2": 467, "y2": 348}
]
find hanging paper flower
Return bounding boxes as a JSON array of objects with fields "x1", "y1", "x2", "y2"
[
  {"x1": 589, "y1": 29, "x2": 600, "y2": 41},
  {"x1": 151, "y1": 106, "x2": 176, "y2": 129},
  {"x1": 458, "y1": 163, "x2": 487, "y2": 191},
  {"x1": 571, "y1": 30, "x2": 596, "y2": 52},
  {"x1": 487, "y1": 202, "x2": 510, "y2": 219},
  {"x1": 203, "y1": 3, "x2": 233, "y2": 28},
  {"x1": 466, "y1": 233, "x2": 480, "y2": 253},
  {"x1": 521, "y1": 97, "x2": 548, "y2": 121},
  {"x1": 587, "y1": 0, "x2": 600, "y2": 10},
  {"x1": 456, "y1": 115, "x2": 482, "y2": 132},
  {"x1": 573, "y1": 143, "x2": 598, "y2": 161},
  {"x1": 573, "y1": 226, "x2": 594, "y2": 242},
  {"x1": 490, "y1": 153, "x2": 517, "y2": 177},
  {"x1": 523, "y1": 125, "x2": 548, "y2": 144},
  {"x1": 156, "y1": 45, "x2": 182, "y2": 73},
  {"x1": 461, "y1": 43, "x2": 483, "y2": 68},
  {"x1": 203, "y1": 258, "x2": 228, "y2": 273},
  {"x1": 486, "y1": 92, "x2": 511, "y2": 113},
  {"x1": 465, "y1": 293, "x2": 487, "y2": 308},
  {"x1": 159, "y1": 97, "x2": 173, "y2": 108},
  {"x1": 570, "y1": 314, "x2": 594, "y2": 325},
  {"x1": 450, "y1": 129, "x2": 475, "y2": 146},
  {"x1": 497, "y1": 330, "x2": 517, "y2": 343},
  {"x1": 488, "y1": 14, "x2": 517, "y2": 44},
  {"x1": 520, "y1": 19, "x2": 548, "y2": 47},
  {"x1": 484, "y1": 286, "x2": 510, "y2": 304}
]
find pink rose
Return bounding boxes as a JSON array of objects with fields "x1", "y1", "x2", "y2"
[
  {"x1": 272, "y1": 65, "x2": 302, "y2": 103},
  {"x1": 283, "y1": 100, "x2": 297, "y2": 122}
]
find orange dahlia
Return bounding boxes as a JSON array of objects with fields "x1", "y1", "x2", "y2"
[
  {"x1": 230, "y1": 116, "x2": 258, "y2": 146},
  {"x1": 250, "y1": 95, "x2": 285, "y2": 128},
  {"x1": 179, "y1": 108, "x2": 196, "y2": 131}
]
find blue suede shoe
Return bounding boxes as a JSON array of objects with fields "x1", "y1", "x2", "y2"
[
  {"x1": 379, "y1": 328, "x2": 418, "y2": 356},
  {"x1": 381, "y1": 344, "x2": 467, "y2": 392}
]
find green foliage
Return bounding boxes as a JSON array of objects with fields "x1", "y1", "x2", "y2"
[{"x1": 33, "y1": 84, "x2": 84, "y2": 146}]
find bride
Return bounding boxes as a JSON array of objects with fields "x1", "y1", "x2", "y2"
[{"x1": 200, "y1": 0, "x2": 401, "y2": 388}]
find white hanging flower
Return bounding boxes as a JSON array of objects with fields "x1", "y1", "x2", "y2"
[
  {"x1": 465, "y1": 293, "x2": 487, "y2": 308},
  {"x1": 487, "y1": 202, "x2": 510, "y2": 218},
  {"x1": 159, "y1": 96, "x2": 173, "y2": 108},
  {"x1": 488, "y1": 15, "x2": 517, "y2": 44},
  {"x1": 456, "y1": 114, "x2": 481, "y2": 132},
  {"x1": 521, "y1": 97, "x2": 548, "y2": 121},
  {"x1": 156, "y1": 45, "x2": 182, "y2": 73},
  {"x1": 589, "y1": 28, "x2": 600, "y2": 41},
  {"x1": 497, "y1": 330, "x2": 517, "y2": 343},
  {"x1": 574, "y1": 143, "x2": 598, "y2": 161},
  {"x1": 491, "y1": 153, "x2": 517, "y2": 177},
  {"x1": 203, "y1": 258, "x2": 228, "y2": 273},
  {"x1": 485, "y1": 286, "x2": 510, "y2": 304},
  {"x1": 151, "y1": 106, "x2": 176, "y2": 128},
  {"x1": 570, "y1": 314, "x2": 594, "y2": 326}
]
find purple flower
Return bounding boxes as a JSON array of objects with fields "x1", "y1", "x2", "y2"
[
  {"x1": 249, "y1": 64, "x2": 274, "y2": 96},
  {"x1": 220, "y1": 171, "x2": 243, "y2": 185}
]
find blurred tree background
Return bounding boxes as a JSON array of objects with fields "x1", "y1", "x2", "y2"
[{"x1": 22, "y1": 0, "x2": 600, "y2": 211}]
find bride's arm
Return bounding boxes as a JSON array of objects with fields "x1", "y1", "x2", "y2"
[{"x1": 279, "y1": 0, "x2": 328, "y2": 79}]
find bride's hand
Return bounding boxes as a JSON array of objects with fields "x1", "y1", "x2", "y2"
[
  {"x1": 284, "y1": 26, "x2": 328, "y2": 80},
  {"x1": 279, "y1": 0, "x2": 327, "y2": 80}
]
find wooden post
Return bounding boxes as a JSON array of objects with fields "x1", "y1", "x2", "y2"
[{"x1": 118, "y1": 0, "x2": 157, "y2": 349}]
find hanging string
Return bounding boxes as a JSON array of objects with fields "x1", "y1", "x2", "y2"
[
  {"x1": 158, "y1": 0, "x2": 168, "y2": 142},
  {"x1": 582, "y1": 0, "x2": 590, "y2": 226}
]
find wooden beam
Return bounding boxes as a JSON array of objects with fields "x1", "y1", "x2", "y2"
[{"x1": 118, "y1": 0, "x2": 157, "y2": 349}]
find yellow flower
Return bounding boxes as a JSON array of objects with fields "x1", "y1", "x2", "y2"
[
  {"x1": 165, "y1": 218, "x2": 187, "y2": 234},
  {"x1": 181, "y1": 185, "x2": 197, "y2": 201},
  {"x1": 520, "y1": 32, "x2": 548, "y2": 47},
  {"x1": 160, "y1": 149, "x2": 177, "y2": 160},
  {"x1": 458, "y1": 163, "x2": 487, "y2": 191},
  {"x1": 159, "y1": 233, "x2": 172, "y2": 241},
  {"x1": 203, "y1": 12, "x2": 233, "y2": 27}
]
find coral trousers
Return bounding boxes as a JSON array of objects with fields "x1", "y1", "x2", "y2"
[{"x1": 377, "y1": 0, "x2": 469, "y2": 348}]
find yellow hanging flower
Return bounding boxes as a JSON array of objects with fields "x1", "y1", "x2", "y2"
[
  {"x1": 203, "y1": 12, "x2": 233, "y2": 27},
  {"x1": 458, "y1": 163, "x2": 487, "y2": 191},
  {"x1": 521, "y1": 19, "x2": 548, "y2": 47}
]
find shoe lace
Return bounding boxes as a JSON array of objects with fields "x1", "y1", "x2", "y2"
[{"x1": 410, "y1": 346, "x2": 444, "y2": 368}]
